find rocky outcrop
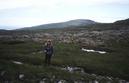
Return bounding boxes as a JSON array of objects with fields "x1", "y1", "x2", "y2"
[{"x1": 0, "y1": 28, "x2": 129, "y2": 48}]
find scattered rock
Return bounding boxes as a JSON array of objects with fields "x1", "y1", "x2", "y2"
[
  {"x1": 74, "y1": 80, "x2": 85, "y2": 83},
  {"x1": 19, "y1": 74, "x2": 24, "y2": 79},
  {"x1": 32, "y1": 52, "x2": 36, "y2": 54},
  {"x1": 38, "y1": 51, "x2": 43, "y2": 53},
  {"x1": 94, "y1": 80, "x2": 99, "y2": 83},
  {"x1": 39, "y1": 78, "x2": 47, "y2": 83},
  {"x1": 119, "y1": 80, "x2": 126, "y2": 83},
  {"x1": 1, "y1": 71, "x2": 6, "y2": 76},
  {"x1": 58, "y1": 80, "x2": 67, "y2": 83},
  {"x1": 61, "y1": 66, "x2": 84, "y2": 73}
]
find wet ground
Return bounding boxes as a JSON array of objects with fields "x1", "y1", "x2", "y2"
[
  {"x1": 1, "y1": 48, "x2": 128, "y2": 83},
  {"x1": 5, "y1": 60, "x2": 129, "y2": 83}
]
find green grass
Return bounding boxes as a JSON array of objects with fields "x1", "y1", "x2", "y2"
[
  {"x1": 0, "y1": 40, "x2": 129, "y2": 82},
  {"x1": 53, "y1": 42, "x2": 129, "y2": 79}
]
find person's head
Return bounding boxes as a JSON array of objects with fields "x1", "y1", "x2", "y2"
[{"x1": 45, "y1": 39, "x2": 52, "y2": 46}]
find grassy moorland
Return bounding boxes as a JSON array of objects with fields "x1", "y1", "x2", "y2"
[{"x1": 0, "y1": 39, "x2": 129, "y2": 82}]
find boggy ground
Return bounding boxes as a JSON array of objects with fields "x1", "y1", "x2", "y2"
[{"x1": 0, "y1": 40, "x2": 129, "y2": 83}]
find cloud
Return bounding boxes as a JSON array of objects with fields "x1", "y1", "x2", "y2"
[
  {"x1": 0, "y1": 0, "x2": 129, "y2": 29},
  {"x1": 0, "y1": 0, "x2": 33, "y2": 10},
  {"x1": 1, "y1": 0, "x2": 129, "y2": 10},
  {"x1": 29, "y1": 0, "x2": 129, "y2": 7}
]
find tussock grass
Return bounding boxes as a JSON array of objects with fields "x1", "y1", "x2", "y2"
[{"x1": 0, "y1": 40, "x2": 129, "y2": 82}]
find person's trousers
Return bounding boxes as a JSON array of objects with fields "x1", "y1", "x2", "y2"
[{"x1": 45, "y1": 54, "x2": 52, "y2": 65}]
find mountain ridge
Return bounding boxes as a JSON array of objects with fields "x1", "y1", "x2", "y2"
[
  {"x1": 0, "y1": 18, "x2": 129, "y2": 30},
  {"x1": 18, "y1": 19, "x2": 97, "y2": 30}
]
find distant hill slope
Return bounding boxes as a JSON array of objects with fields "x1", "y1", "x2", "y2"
[
  {"x1": 77, "y1": 18, "x2": 129, "y2": 31},
  {"x1": 19, "y1": 19, "x2": 97, "y2": 30},
  {"x1": 114, "y1": 18, "x2": 129, "y2": 25}
]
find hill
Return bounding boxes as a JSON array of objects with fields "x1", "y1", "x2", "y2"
[
  {"x1": 114, "y1": 18, "x2": 129, "y2": 25},
  {"x1": 19, "y1": 19, "x2": 97, "y2": 30}
]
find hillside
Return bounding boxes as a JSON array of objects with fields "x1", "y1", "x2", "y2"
[
  {"x1": 0, "y1": 18, "x2": 129, "y2": 47},
  {"x1": 114, "y1": 18, "x2": 129, "y2": 25},
  {"x1": 19, "y1": 19, "x2": 97, "y2": 30}
]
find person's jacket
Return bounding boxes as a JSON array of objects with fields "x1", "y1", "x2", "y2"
[{"x1": 44, "y1": 46, "x2": 53, "y2": 55}]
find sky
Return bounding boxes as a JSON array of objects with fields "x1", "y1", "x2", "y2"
[{"x1": 0, "y1": 0, "x2": 129, "y2": 30}]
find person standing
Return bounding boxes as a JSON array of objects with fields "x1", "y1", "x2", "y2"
[{"x1": 44, "y1": 40, "x2": 53, "y2": 65}]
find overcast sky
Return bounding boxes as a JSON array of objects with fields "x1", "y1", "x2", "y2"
[{"x1": 0, "y1": 0, "x2": 129, "y2": 30}]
